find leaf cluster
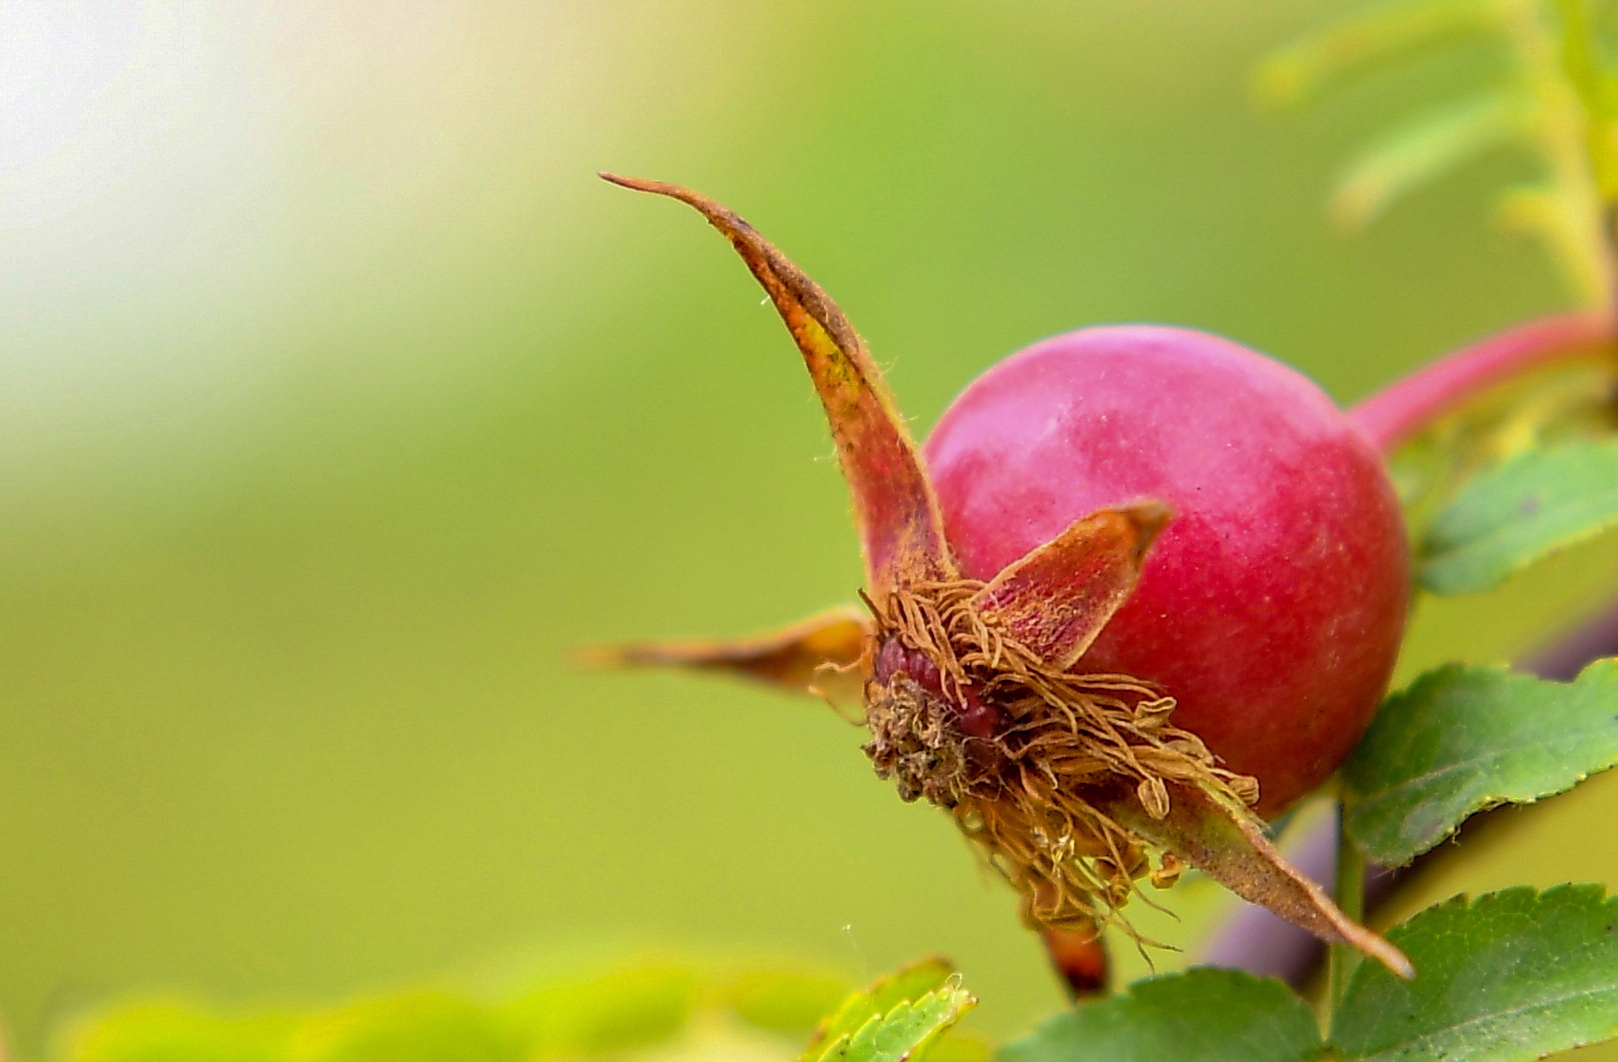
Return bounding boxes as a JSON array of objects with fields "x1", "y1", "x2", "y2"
[
  {"x1": 1260, "y1": 0, "x2": 1618, "y2": 308},
  {"x1": 45, "y1": 960, "x2": 989, "y2": 1062},
  {"x1": 51, "y1": 963, "x2": 839, "y2": 1062},
  {"x1": 1001, "y1": 886, "x2": 1618, "y2": 1062}
]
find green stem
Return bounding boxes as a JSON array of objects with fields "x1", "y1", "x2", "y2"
[
  {"x1": 1498, "y1": 0, "x2": 1616, "y2": 312},
  {"x1": 1328, "y1": 802, "x2": 1367, "y2": 1016}
]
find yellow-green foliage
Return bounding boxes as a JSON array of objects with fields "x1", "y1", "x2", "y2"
[
  {"x1": 1262, "y1": 0, "x2": 1618, "y2": 309},
  {"x1": 49, "y1": 961, "x2": 983, "y2": 1062}
]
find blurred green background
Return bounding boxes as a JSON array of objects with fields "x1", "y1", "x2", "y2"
[{"x1": 4, "y1": 0, "x2": 1618, "y2": 1055}]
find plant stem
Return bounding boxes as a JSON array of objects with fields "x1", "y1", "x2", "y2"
[
  {"x1": 1328, "y1": 801, "x2": 1366, "y2": 1017},
  {"x1": 1348, "y1": 311, "x2": 1613, "y2": 452},
  {"x1": 1499, "y1": 0, "x2": 1617, "y2": 312}
]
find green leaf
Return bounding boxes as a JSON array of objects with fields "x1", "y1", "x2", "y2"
[
  {"x1": 831, "y1": 985, "x2": 976, "y2": 1062},
  {"x1": 1330, "y1": 91, "x2": 1523, "y2": 229},
  {"x1": 1331, "y1": 886, "x2": 1618, "y2": 1061},
  {"x1": 64, "y1": 1004, "x2": 293, "y2": 1062},
  {"x1": 805, "y1": 960, "x2": 974, "y2": 1062},
  {"x1": 805, "y1": 959, "x2": 952, "y2": 1058},
  {"x1": 1420, "y1": 442, "x2": 1618, "y2": 594},
  {"x1": 1342, "y1": 660, "x2": 1618, "y2": 865},
  {"x1": 996, "y1": 969, "x2": 1323, "y2": 1062},
  {"x1": 505, "y1": 965, "x2": 701, "y2": 1058},
  {"x1": 1254, "y1": 0, "x2": 1492, "y2": 109},
  {"x1": 294, "y1": 994, "x2": 521, "y2": 1062}
]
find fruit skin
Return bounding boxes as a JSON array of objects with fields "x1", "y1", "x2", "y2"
[{"x1": 924, "y1": 325, "x2": 1409, "y2": 816}]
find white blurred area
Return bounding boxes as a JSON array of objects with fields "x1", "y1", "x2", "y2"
[
  {"x1": 2, "y1": 2, "x2": 294, "y2": 454},
  {"x1": 0, "y1": 1, "x2": 772, "y2": 488}
]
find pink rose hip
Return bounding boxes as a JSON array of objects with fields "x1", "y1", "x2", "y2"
[
  {"x1": 600, "y1": 175, "x2": 1415, "y2": 978},
  {"x1": 924, "y1": 326, "x2": 1409, "y2": 815}
]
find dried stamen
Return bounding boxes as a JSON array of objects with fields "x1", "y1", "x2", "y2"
[{"x1": 862, "y1": 580, "x2": 1260, "y2": 937}]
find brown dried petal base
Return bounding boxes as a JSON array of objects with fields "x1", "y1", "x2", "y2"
[{"x1": 863, "y1": 581, "x2": 1259, "y2": 939}]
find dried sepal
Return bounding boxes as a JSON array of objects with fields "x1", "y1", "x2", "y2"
[
  {"x1": 600, "y1": 175, "x2": 957, "y2": 604},
  {"x1": 581, "y1": 608, "x2": 871, "y2": 708},
  {"x1": 971, "y1": 503, "x2": 1170, "y2": 671},
  {"x1": 1101, "y1": 780, "x2": 1414, "y2": 980}
]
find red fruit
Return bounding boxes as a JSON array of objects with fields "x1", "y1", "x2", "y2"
[
  {"x1": 600, "y1": 175, "x2": 1414, "y2": 977},
  {"x1": 924, "y1": 326, "x2": 1409, "y2": 815}
]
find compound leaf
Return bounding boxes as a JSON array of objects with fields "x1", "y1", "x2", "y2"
[
  {"x1": 1331, "y1": 886, "x2": 1618, "y2": 1061},
  {"x1": 1420, "y1": 441, "x2": 1618, "y2": 594},
  {"x1": 996, "y1": 968, "x2": 1324, "y2": 1062},
  {"x1": 1342, "y1": 660, "x2": 1618, "y2": 865}
]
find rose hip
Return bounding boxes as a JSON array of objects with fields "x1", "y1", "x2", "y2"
[
  {"x1": 599, "y1": 175, "x2": 1414, "y2": 978},
  {"x1": 925, "y1": 326, "x2": 1409, "y2": 815}
]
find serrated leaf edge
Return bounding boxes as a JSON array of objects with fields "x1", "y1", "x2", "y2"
[
  {"x1": 1343, "y1": 660, "x2": 1618, "y2": 865},
  {"x1": 1332, "y1": 886, "x2": 1618, "y2": 1060}
]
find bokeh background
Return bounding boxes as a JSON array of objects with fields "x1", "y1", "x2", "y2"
[{"x1": 5, "y1": 0, "x2": 1618, "y2": 1055}]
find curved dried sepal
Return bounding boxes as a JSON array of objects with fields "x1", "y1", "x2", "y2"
[
  {"x1": 1101, "y1": 781, "x2": 1414, "y2": 980},
  {"x1": 601, "y1": 175, "x2": 956, "y2": 603},
  {"x1": 971, "y1": 503, "x2": 1170, "y2": 671},
  {"x1": 579, "y1": 607, "x2": 871, "y2": 707}
]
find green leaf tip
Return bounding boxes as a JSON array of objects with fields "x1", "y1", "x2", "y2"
[
  {"x1": 1330, "y1": 91, "x2": 1523, "y2": 229},
  {"x1": 804, "y1": 960, "x2": 977, "y2": 1062},
  {"x1": 1343, "y1": 658, "x2": 1618, "y2": 865},
  {"x1": 1253, "y1": 0, "x2": 1493, "y2": 110},
  {"x1": 1332, "y1": 885, "x2": 1618, "y2": 1061},
  {"x1": 1420, "y1": 441, "x2": 1618, "y2": 594}
]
